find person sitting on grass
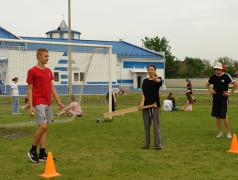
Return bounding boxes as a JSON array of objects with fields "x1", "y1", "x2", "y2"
[
  {"x1": 162, "y1": 98, "x2": 173, "y2": 112},
  {"x1": 55, "y1": 96, "x2": 82, "y2": 117},
  {"x1": 21, "y1": 97, "x2": 30, "y2": 109},
  {"x1": 167, "y1": 92, "x2": 178, "y2": 111},
  {"x1": 181, "y1": 93, "x2": 194, "y2": 111}
]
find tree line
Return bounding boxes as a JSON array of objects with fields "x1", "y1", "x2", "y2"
[{"x1": 142, "y1": 36, "x2": 238, "y2": 78}]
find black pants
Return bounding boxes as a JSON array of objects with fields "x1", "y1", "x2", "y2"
[{"x1": 106, "y1": 92, "x2": 115, "y2": 111}]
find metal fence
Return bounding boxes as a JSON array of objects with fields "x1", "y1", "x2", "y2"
[{"x1": 165, "y1": 78, "x2": 238, "y2": 89}]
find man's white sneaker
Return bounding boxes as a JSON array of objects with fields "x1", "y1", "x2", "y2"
[
  {"x1": 216, "y1": 132, "x2": 224, "y2": 138},
  {"x1": 227, "y1": 133, "x2": 232, "y2": 139}
]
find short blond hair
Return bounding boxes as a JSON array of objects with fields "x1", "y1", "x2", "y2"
[{"x1": 36, "y1": 48, "x2": 48, "y2": 59}]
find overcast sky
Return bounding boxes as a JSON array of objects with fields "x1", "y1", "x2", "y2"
[{"x1": 1, "y1": 0, "x2": 238, "y2": 63}]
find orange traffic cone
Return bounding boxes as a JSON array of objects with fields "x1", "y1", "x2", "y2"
[
  {"x1": 39, "y1": 152, "x2": 61, "y2": 178},
  {"x1": 227, "y1": 134, "x2": 238, "y2": 153}
]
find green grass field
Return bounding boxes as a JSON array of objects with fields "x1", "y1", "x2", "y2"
[{"x1": 1, "y1": 93, "x2": 238, "y2": 179}]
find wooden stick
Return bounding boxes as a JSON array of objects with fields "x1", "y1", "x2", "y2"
[{"x1": 104, "y1": 103, "x2": 157, "y2": 118}]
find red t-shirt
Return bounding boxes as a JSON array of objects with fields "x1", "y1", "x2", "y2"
[{"x1": 27, "y1": 66, "x2": 54, "y2": 106}]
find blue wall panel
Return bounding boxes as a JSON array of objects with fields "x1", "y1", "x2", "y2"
[
  {"x1": 61, "y1": 75, "x2": 67, "y2": 79},
  {"x1": 54, "y1": 67, "x2": 67, "y2": 71},
  {"x1": 117, "y1": 79, "x2": 133, "y2": 84},
  {"x1": 58, "y1": 60, "x2": 67, "y2": 64},
  {"x1": 123, "y1": 61, "x2": 164, "y2": 69},
  {"x1": 0, "y1": 85, "x2": 119, "y2": 95}
]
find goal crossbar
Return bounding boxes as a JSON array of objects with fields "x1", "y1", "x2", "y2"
[{"x1": 0, "y1": 38, "x2": 112, "y2": 49}]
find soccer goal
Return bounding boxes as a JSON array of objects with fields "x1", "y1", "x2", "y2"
[{"x1": 0, "y1": 38, "x2": 115, "y2": 127}]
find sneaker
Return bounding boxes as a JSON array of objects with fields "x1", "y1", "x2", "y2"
[
  {"x1": 227, "y1": 133, "x2": 232, "y2": 139},
  {"x1": 39, "y1": 153, "x2": 56, "y2": 161},
  {"x1": 142, "y1": 146, "x2": 149, "y2": 149},
  {"x1": 216, "y1": 132, "x2": 224, "y2": 138},
  {"x1": 28, "y1": 150, "x2": 39, "y2": 163},
  {"x1": 156, "y1": 147, "x2": 163, "y2": 151}
]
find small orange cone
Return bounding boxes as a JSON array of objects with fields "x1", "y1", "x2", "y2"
[
  {"x1": 227, "y1": 134, "x2": 238, "y2": 153},
  {"x1": 39, "y1": 152, "x2": 61, "y2": 178}
]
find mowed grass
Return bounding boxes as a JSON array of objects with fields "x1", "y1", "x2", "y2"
[{"x1": 1, "y1": 94, "x2": 238, "y2": 179}]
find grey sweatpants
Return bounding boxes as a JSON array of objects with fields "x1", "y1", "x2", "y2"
[{"x1": 142, "y1": 107, "x2": 163, "y2": 148}]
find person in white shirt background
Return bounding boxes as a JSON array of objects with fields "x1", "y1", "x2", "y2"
[
  {"x1": 163, "y1": 98, "x2": 173, "y2": 112},
  {"x1": 11, "y1": 77, "x2": 20, "y2": 114}
]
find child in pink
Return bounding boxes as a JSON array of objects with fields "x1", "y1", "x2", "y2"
[{"x1": 56, "y1": 96, "x2": 82, "y2": 117}]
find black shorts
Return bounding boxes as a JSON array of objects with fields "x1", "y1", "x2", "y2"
[{"x1": 211, "y1": 98, "x2": 228, "y2": 119}]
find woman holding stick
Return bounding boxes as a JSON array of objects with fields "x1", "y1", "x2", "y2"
[{"x1": 139, "y1": 64, "x2": 163, "y2": 150}]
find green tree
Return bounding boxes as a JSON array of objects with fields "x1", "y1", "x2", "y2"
[
  {"x1": 215, "y1": 57, "x2": 237, "y2": 76},
  {"x1": 181, "y1": 57, "x2": 205, "y2": 78},
  {"x1": 201, "y1": 59, "x2": 213, "y2": 77},
  {"x1": 215, "y1": 56, "x2": 235, "y2": 66},
  {"x1": 142, "y1": 36, "x2": 180, "y2": 78},
  {"x1": 202, "y1": 59, "x2": 211, "y2": 68}
]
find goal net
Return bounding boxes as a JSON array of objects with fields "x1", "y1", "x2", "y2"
[{"x1": 0, "y1": 38, "x2": 115, "y2": 127}]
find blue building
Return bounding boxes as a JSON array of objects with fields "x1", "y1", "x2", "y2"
[{"x1": 0, "y1": 21, "x2": 165, "y2": 95}]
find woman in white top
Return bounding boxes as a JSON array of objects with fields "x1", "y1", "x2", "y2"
[
  {"x1": 181, "y1": 93, "x2": 194, "y2": 111},
  {"x1": 11, "y1": 77, "x2": 20, "y2": 114}
]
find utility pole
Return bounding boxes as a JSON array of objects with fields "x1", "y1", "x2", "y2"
[{"x1": 68, "y1": 0, "x2": 72, "y2": 95}]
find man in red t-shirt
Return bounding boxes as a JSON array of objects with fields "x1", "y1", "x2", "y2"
[{"x1": 27, "y1": 48, "x2": 64, "y2": 163}]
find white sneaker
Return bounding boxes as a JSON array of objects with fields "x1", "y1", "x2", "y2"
[
  {"x1": 216, "y1": 132, "x2": 224, "y2": 138},
  {"x1": 227, "y1": 133, "x2": 232, "y2": 139}
]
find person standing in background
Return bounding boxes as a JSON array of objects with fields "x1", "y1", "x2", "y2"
[
  {"x1": 186, "y1": 79, "x2": 196, "y2": 102},
  {"x1": 206, "y1": 62, "x2": 237, "y2": 139},
  {"x1": 11, "y1": 77, "x2": 20, "y2": 114}
]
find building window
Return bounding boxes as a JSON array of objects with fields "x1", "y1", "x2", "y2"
[
  {"x1": 54, "y1": 72, "x2": 59, "y2": 82},
  {"x1": 74, "y1": 73, "x2": 79, "y2": 81},
  {"x1": 50, "y1": 34, "x2": 53, "y2": 38},
  {"x1": 80, "y1": 72, "x2": 85, "y2": 82},
  {"x1": 60, "y1": 33, "x2": 64, "y2": 39}
]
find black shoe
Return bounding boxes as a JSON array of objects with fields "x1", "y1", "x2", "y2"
[
  {"x1": 39, "y1": 153, "x2": 56, "y2": 161},
  {"x1": 142, "y1": 146, "x2": 149, "y2": 149},
  {"x1": 156, "y1": 147, "x2": 163, "y2": 151},
  {"x1": 28, "y1": 150, "x2": 39, "y2": 163}
]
